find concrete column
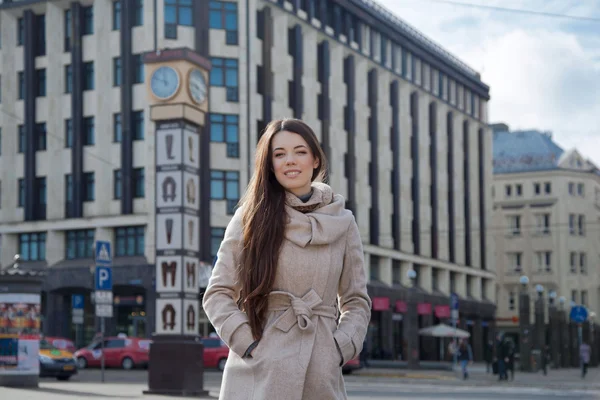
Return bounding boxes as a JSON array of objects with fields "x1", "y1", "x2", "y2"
[{"x1": 518, "y1": 289, "x2": 532, "y2": 371}]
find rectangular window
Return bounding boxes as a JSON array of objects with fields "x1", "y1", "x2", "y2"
[
  {"x1": 84, "y1": 117, "x2": 95, "y2": 145},
  {"x1": 65, "y1": 119, "x2": 73, "y2": 148},
  {"x1": 569, "y1": 214, "x2": 576, "y2": 235},
  {"x1": 165, "y1": 0, "x2": 193, "y2": 38},
  {"x1": 35, "y1": 123, "x2": 47, "y2": 151},
  {"x1": 64, "y1": 9, "x2": 72, "y2": 51},
  {"x1": 570, "y1": 252, "x2": 577, "y2": 273},
  {"x1": 113, "y1": 57, "x2": 122, "y2": 86},
  {"x1": 83, "y1": 172, "x2": 95, "y2": 201},
  {"x1": 509, "y1": 291, "x2": 515, "y2": 311},
  {"x1": 18, "y1": 178, "x2": 25, "y2": 207},
  {"x1": 65, "y1": 229, "x2": 95, "y2": 259},
  {"x1": 113, "y1": 0, "x2": 121, "y2": 30},
  {"x1": 134, "y1": 54, "x2": 144, "y2": 84},
  {"x1": 571, "y1": 290, "x2": 577, "y2": 303},
  {"x1": 134, "y1": 0, "x2": 144, "y2": 26},
  {"x1": 580, "y1": 252, "x2": 586, "y2": 274},
  {"x1": 17, "y1": 17, "x2": 24, "y2": 46},
  {"x1": 536, "y1": 251, "x2": 551, "y2": 272},
  {"x1": 505, "y1": 184, "x2": 511, "y2": 197},
  {"x1": 65, "y1": 174, "x2": 73, "y2": 208},
  {"x1": 535, "y1": 213, "x2": 550, "y2": 234},
  {"x1": 508, "y1": 252, "x2": 522, "y2": 272},
  {"x1": 36, "y1": 14, "x2": 46, "y2": 56},
  {"x1": 210, "y1": 170, "x2": 239, "y2": 214},
  {"x1": 83, "y1": 6, "x2": 94, "y2": 35},
  {"x1": 581, "y1": 290, "x2": 588, "y2": 307},
  {"x1": 210, "y1": 227, "x2": 226, "y2": 259},
  {"x1": 133, "y1": 168, "x2": 145, "y2": 198},
  {"x1": 534, "y1": 182, "x2": 541, "y2": 195},
  {"x1": 18, "y1": 71, "x2": 24, "y2": 100},
  {"x1": 369, "y1": 255, "x2": 380, "y2": 281},
  {"x1": 209, "y1": 114, "x2": 239, "y2": 158},
  {"x1": 65, "y1": 64, "x2": 73, "y2": 93},
  {"x1": 544, "y1": 182, "x2": 551, "y2": 194},
  {"x1": 114, "y1": 170, "x2": 122, "y2": 199},
  {"x1": 18, "y1": 125, "x2": 25, "y2": 153},
  {"x1": 19, "y1": 232, "x2": 47, "y2": 261},
  {"x1": 84, "y1": 62, "x2": 94, "y2": 90},
  {"x1": 515, "y1": 184, "x2": 522, "y2": 196},
  {"x1": 568, "y1": 182, "x2": 575, "y2": 195},
  {"x1": 132, "y1": 110, "x2": 144, "y2": 140},
  {"x1": 115, "y1": 226, "x2": 145, "y2": 256},
  {"x1": 209, "y1": 1, "x2": 238, "y2": 45},
  {"x1": 113, "y1": 113, "x2": 122, "y2": 142},
  {"x1": 507, "y1": 215, "x2": 521, "y2": 236},
  {"x1": 36, "y1": 177, "x2": 46, "y2": 207},
  {"x1": 577, "y1": 183, "x2": 584, "y2": 196},
  {"x1": 210, "y1": 58, "x2": 238, "y2": 102},
  {"x1": 36, "y1": 69, "x2": 46, "y2": 97},
  {"x1": 578, "y1": 215, "x2": 585, "y2": 235}
]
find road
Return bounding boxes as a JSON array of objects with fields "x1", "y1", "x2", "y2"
[{"x1": 0, "y1": 369, "x2": 597, "y2": 399}]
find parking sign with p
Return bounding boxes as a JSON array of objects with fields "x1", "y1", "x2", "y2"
[{"x1": 95, "y1": 266, "x2": 113, "y2": 291}]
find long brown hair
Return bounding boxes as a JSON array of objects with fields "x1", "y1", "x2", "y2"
[{"x1": 237, "y1": 119, "x2": 327, "y2": 340}]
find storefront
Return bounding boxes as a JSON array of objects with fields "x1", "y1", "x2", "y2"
[{"x1": 367, "y1": 283, "x2": 496, "y2": 362}]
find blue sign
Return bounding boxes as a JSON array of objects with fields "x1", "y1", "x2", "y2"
[
  {"x1": 95, "y1": 241, "x2": 112, "y2": 265},
  {"x1": 450, "y1": 293, "x2": 459, "y2": 310},
  {"x1": 72, "y1": 294, "x2": 84, "y2": 310},
  {"x1": 95, "y1": 266, "x2": 113, "y2": 291},
  {"x1": 570, "y1": 305, "x2": 588, "y2": 324}
]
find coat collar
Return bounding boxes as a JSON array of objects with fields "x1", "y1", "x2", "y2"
[{"x1": 284, "y1": 182, "x2": 354, "y2": 247}]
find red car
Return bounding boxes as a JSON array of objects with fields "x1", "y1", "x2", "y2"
[
  {"x1": 201, "y1": 337, "x2": 229, "y2": 371},
  {"x1": 74, "y1": 336, "x2": 151, "y2": 370}
]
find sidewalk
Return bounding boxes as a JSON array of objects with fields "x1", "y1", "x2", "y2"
[{"x1": 354, "y1": 362, "x2": 600, "y2": 391}]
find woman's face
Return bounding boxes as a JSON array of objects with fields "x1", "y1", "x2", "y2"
[{"x1": 271, "y1": 130, "x2": 319, "y2": 197}]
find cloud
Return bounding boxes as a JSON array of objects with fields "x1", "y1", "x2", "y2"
[{"x1": 376, "y1": 0, "x2": 600, "y2": 165}]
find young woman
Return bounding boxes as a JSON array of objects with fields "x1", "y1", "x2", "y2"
[{"x1": 202, "y1": 119, "x2": 371, "y2": 400}]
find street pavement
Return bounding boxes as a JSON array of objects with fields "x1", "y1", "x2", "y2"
[{"x1": 0, "y1": 366, "x2": 598, "y2": 399}]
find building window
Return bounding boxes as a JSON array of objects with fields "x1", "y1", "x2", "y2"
[
  {"x1": 114, "y1": 113, "x2": 122, "y2": 142},
  {"x1": 210, "y1": 227, "x2": 226, "y2": 259},
  {"x1": 210, "y1": 114, "x2": 239, "y2": 157},
  {"x1": 165, "y1": 0, "x2": 193, "y2": 38},
  {"x1": 134, "y1": 54, "x2": 144, "y2": 84},
  {"x1": 19, "y1": 232, "x2": 46, "y2": 261},
  {"x1": 114, "y1": 170, "x2": 122, "y2": 199},
  {"x1": 83, "y1": 172, "x2": 95, "y2": 201},
  {"x1": 132, "y1": 111, "x2": 144, "y2": 140},
  {"x1": 66, "y1": 229, "x2": 95, "y2": 259},
  {"x1": 18, "y1": 125, "x2": 25, "y2": 153},
  {"x1": 84, "y1": 117, "x2": 95, "y2": 145},
  {"x1": 18, "y1": 71, "x2": 24, "y2": 100},
  {"x1": 84, "y1": 62, "x2": 94, "y2": 90},
  {"x1": 210, "y1": 170, "x2": 239, "y2": 214},
  {"x1": 17, "y1": 17, "x2": 24, "y2": 46},
  {"x1": 113, "y1": 0, "x2": 121, "y2": 30},
  {"x1": 210, "y1": 58, "x2": 238, "y2": 102},
  {"x1": 18, "y1": 179, "x2": 25, "y2": 207},
  {"x1": 580, "y1": 253, "x2": 586, "y2": 274},
  {"x1": 536, "y1": 251, "x2": 551, "y2": 272},
  {"x1": 369, "y1": 255, "x2": 380, "y2": 281},
  {"x1": 134, "y1": 0, "x2": 144, "y2": 26},
  {"x1": 113, "y1": 57, "x2": 122, "y2": 86},
  {"x1": 35, "y1": 123, "x2": 47, "y2": 151},
  {"x1": 515, "y1": 184, "x2": 522, "y2": 196},
  {"x1": 65, "y1": 119, "x2": 73, "y2": 148},
  {"x1": 505, "y1": 184, "x2": 511, "y2": 197},
  {"x1": 133, "y1": 168, "x2": 144, "y2": 198},
  {"x1": 65, "y1": 174, "x2": 73, "y2": 209},
  {"x1": 581, "y1": 290, "x2": 588, "y2": 306},
  {"x1": 571, "y1": 290, "x2": 577, "y2": 303},
  {"x1": 64, "y1": 9, "x2": 72, "y2": 51},
  {"x1": 568, "y1": 182, "x2": 575, "y2": 195},
  {"x1": 508, "y1": 252, "x2": 522, "y2": 272},
  {"x1": 544, "y1": 182, "x2": 551, "y2": 194},
  {"x1": 37, "y1": 177, "x2": 46, "y2": 209},
  {"x1": 209, "y1": 1, "x2": 238, "y2": 45},
  {"x1": 569, "y1": 214, "x2": 576, "y2": 235},
  {"x1": 570, "y1": 252, "x2": 577, "y2": 273},
  {"x1": 36, "y1": 14, "x2": 46, "y2": 56},
  {"x1": 509, "y1": 291, "x2": 515, "y2": 311},
  {"x1": 115, "y1": 226, "x2": 145, "y2": 256},
  {"x1": 83, "y1": 6, "x2": 94, "y2": 35},
  {"x1": 577, "y1": 183, "x2": 584, "y2": 196},
  {"x1": 507, "y1": 215, "x2": 521, "y2": 236},
  {"x1": 534, "y1": 182, "x2": 541, "y2": 195},
  {"x1": 578, "y1": 215, "x2": 585, "y2": 236},
  {"x1": 65, "y1": 65, "x2": 73, "y2": 93},
  {"x1": 392, "y1": 260, "x2": 401, "y2": 285},
  {"x1": 535, "y1": 213, "x2": 550, "y2": 235}
]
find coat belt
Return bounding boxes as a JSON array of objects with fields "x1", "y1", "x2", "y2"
[{"x1": 268, "y1": 289, "x2": 338, "y2": 333}]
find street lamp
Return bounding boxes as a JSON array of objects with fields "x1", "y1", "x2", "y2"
[
  {"x1": 558, "y1": 296, "x2": 566, "y2": 310},
  {"x1": 1, "y1": 254, "x2": 21, "y2": 271},
  {"x1": 549, "y1": 291, "x2": 557, "y2": 305},
  {"x1": 407, "y1": 269, "x2": 417, "y2": 285},
  {"x1": 535, "y1": 284, "x2": 544, "y2": 298},
  {"x1": 519, "y1": 275, "x2": 529, "y2": 290}
]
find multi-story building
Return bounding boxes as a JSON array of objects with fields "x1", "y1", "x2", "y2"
[
  {"x1": 0, "y1": 0, "x2": 495, "y2": 360},
  {"x1": 492, "y1": 123, "x2": 600, "y2": 338}
]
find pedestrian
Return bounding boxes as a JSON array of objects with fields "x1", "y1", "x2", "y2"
[
  {"x1": 457, "y1": 339, "x2": 473, "y2": 380},
  {"x1": 541, "y1": 345, "x2": 550, "y2": 376},
  {"x1": 580, "y1": 341, "x2": 591, "y2": 378},
  {"x1": 202, "y1": 119, "x2": 372, "y2": 400},
  {"x1": 496, "y1": 332, "x2": 508, "y2": 381},
  {"x1": 506, "y1": 340, "x2": 515, "y2": 381},
  {"x1": 484, "y1": 339, "x2": 493, "y2": 373}
]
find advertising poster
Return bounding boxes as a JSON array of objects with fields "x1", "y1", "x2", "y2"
[{"x1": 0, "y1": 294, "x2": 41, "y2": 375}]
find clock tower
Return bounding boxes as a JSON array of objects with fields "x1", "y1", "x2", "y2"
[{"x1": 143, "y1": 47, "x2": 211, "y2": 397}]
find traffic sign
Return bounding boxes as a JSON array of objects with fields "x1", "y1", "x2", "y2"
[
  {"x1": 570, "y1": 305, "x2": 588, "y2": 324},
  {"x1": 95, "y1": 304, "x2": 113, "y2": 318},
  {"x1": 72, "y1": 294, "x2": 84, "y2": 310},
  {"x1": 450, "y1": 293, "x2": 459, "y2": 310},
  {"x1": 95, "y1": 241, "x2": 112, "y2": 265},
  {"x1": 95, "y1": 266, "x2": 113, "y2": 291},
  {"x1": 94, "y1": 291, "x2": 113, "y2": 304}
]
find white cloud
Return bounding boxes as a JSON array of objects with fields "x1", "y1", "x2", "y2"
[{"x1": 376, "y1": 0, "x2": 600, "y2": 165}]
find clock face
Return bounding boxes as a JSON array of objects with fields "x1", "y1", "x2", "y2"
[
  {"x1": 188, "y1": 69, "x2": 207, "y2": 104},
  {"x1": 150, "y1": 66, "x2": 180, "y2": 100}
]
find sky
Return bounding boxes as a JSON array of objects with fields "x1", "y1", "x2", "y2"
[{"x1": 376, "y1": 0, "x2": 600, "y2": 166}]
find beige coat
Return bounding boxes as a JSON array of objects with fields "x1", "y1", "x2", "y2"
[{"x1": 203, "y1": 183, "x2": 371, "y2": 400}]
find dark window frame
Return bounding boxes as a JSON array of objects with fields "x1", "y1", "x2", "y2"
[
  {"x1": 209, "y1": 113, "x2": 239, "y2": 158},
  {"x1": 115, "y1": 226, "x2": 145, "y2": 256},
  {"x1": 83, "y1": 171, "x2": 95, "y2": 201},
  {"x1": 65, "y1": 229, "x2": 95, "y2": 259},
  {"x1": 18, "y1": 232, "x2": 47, "y2": 261}
]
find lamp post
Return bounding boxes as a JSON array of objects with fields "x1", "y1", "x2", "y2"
[
  {"x1": 589, "y1": 311, "x2": 597, "y2": 366},
  {"x1": 548, "y1": 291, "x2": 559, "y2": 368},
  {"x1": 518, "y1": 275, "x2": 531, "y2": 371},
  {"x1": 558, "y1": 296, "x2": 569, "y2": 368},
  {"x1": 405, "y1": 269, "x2": 419, "y2": 369},
  {"x1": 534, "y1": 284, "x2": 545, "y2": 372}
]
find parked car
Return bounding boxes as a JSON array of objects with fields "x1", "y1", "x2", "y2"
[
  {"x1": 201, "y1": 337, "x2": 229, "y2": 371},
  {"x1": 43, "y1": 336, "x2": 76, "y2": 353},
  {"x1": 74, "y1": 335, "x2": 151, "y2": 370},
  {"x1": 39, "y1": 339, "x2": 78, "y2": 381},
  {"x1": 342, "y1": 356, "x2": 361, "y2": 375}
]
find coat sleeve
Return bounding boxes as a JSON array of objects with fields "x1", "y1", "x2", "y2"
[
  {"x1": 202, "y1": 207, "x2": 255, "y2": 358},
  {"x1": 333, "y1": 219, "x2": 372, "y2": 365}
]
